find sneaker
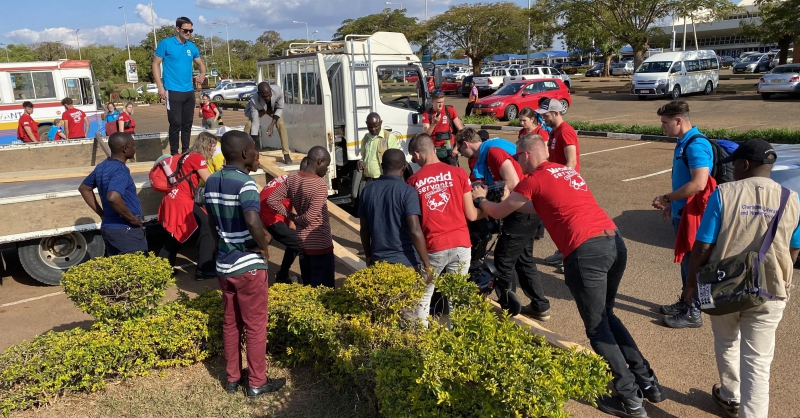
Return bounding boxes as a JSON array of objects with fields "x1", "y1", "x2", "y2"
[
  {"x1": 712, "y1": 384, "x2": 739, "y2": 418},
  {"x1": 660, "y1": 298, "x2": 689, "y2": 315},
  {"x1": 246, "y1": 377, "x2": 287, "y2": 399},
  {"x1": 195, "y1": 271, "x2": 217, "y2": 281},
  {"x1": 596, "y1": 390, "x2": 647, "y2": 417},
  {"x1": 544, "y1": 250, "x2": 563, "y2": 266},
  {"x1": 663, "y1": 308, "x2": 703, "y2": 329},
  {"x1": 640, "y1": 377, "x2": 666, "y2": 403},
  {"x1": 520, "y1": 305, "x2": 551, "y2": 321}
]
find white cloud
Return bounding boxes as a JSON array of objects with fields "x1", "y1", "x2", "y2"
[{"x1": 134, "y1": 3, "x2": 172, "y2": 27}]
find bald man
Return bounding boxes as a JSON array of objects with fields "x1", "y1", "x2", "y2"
[
  {"x1": 79, "y1": 132, "x2": 148, "y2": 255},
  {"x1": 244, "y1": 81, "x2": 290, "y2": 164},
  {"x1": 358, "y1": 112, "x2": 400, "y2": 185}
]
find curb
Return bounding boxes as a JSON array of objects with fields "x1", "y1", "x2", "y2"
[{"x1": 463, "y1": 123, "x2": 679, "y2": 143}]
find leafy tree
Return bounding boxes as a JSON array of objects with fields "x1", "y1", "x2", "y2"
[
  {"x1": 78, "y1": 45, "x2": 124, "y2": 80},
  {"x1": 31, "y1": 42, "x2": 70, "y2": 61},
  {"x1": 333, "y1": 8, "x2": 425, "y2": 45},
  {"x1": 5, "y1": 44, "x2": 37, "y2": 62},
  {"x1": 426, "y1": 2, "x2": 529, "y2": 74},
  {"x1": 139, "y1": 25, "x2": 180, "y2": 51},
  {"x1": 256, "y1": 30, "x2": 283, "y2": 52},
  {"x1": 741, "y1": 0, "x2": 800, "y2": 65},
  {"x1": 269, "y1": 39, "x2": 311, "y2": 57},
  {"x1": 548, "y1": 2, "x2": 625, "y2": 76}
]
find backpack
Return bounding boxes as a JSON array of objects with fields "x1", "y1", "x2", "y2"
[
  {"x1": 212, "y1": 103, "x2": 223, "y2": 120},
  {"x1": 680, "y1": 134, "x2": 738, "y2": 185},
  {"x1": 149, "y1": 153, "x2": 197, "y2": 194}
]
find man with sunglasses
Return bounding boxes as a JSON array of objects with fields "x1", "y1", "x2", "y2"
[
  {"x1": 423, "y1": 91, "x2": 465, "y2": 166},
  {"x1": 455, "y1": 127, "x2": 550, "y2": 320},
  {"x1": 473, "y1": 135, "x2": 664, "y2": 418},
  {"x1": 153, "y1": 17, "x2": 206, "y2": 155}
]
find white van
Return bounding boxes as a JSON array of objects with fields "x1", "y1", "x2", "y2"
[{"x1": 630, "y1": 50, "x2": 719, "y2": 100}]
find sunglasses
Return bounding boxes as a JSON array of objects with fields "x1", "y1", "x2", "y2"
[
  {"x1": 180, "y1": 28, "x2": 194, "y2": 34},
  {"x1": 513, "y1": 151, "x2": 530, "y2": 161}
]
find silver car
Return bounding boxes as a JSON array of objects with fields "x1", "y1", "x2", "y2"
[
  {"x1": 204, "y1": 81, "x2": 257, "y2": 101},
  {"x1": 758, "y1": 64, "x2": 800, "y2": 100}
]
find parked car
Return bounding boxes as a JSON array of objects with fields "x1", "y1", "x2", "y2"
[
  {"x1": 552, "y1": 68, "x2": 572, "y2": 88},
  {"x1": 585, "y1": 63, "x2": 605, "y2": 77},
  {"x1": 459, "y1": 74, "x2": 489, "y2": 97},
  {"x1": 453, "y1": 68, "x2": 472, "y2": 80},
  {"x1": 733, "y1": 53, "x2": 772, "y2": 73},
  {"x1": 471, "y1": 79, "x2": 572, "y2": 121},
  {"x1": 631, "y1": 50, "x2": 719, "y2": 99},
  {"x1": 620, "y1": 57, "x2": 634, "y2": 63},
  {"x1": 771, "y1": 48, "x2": 794, "y2": 68},
  {"x1": 611, "y1": 62, "x2": 634, "y2": 76},
  {"x1": 440, "y1": 77, "x2": 461, "y2": 94},
  {"x1": 758, "y1": 64, "x2": 800, "y2": 100},
  {"x1": 473, "y1": 68, "x2": 517, "y2": 92},
  {"x1": 237, "y1": 87, "x2": 257, "y2": 101},
  {"x1": 554, "y1": 61, "x2": 578, "y2": 70},
  {"x1": 135, "y1": 83, "x2": 158, "y2": 95},
  {"x1": 203, "y1": 81, "x2": 257, "y2": 101}
]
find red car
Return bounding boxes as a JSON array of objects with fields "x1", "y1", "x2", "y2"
[
  {"x1": 440, "y1": 78, "x2": 460, "y2": 94},
  {"x1": 471, "y1": 79, "x2": 572, "y2": 121}
]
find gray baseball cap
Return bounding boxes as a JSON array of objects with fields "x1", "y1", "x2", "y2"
[{"x1": 535, "y1": 98, "x2": 565, "y2": 114}]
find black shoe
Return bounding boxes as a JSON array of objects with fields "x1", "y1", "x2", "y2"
[
  {"x1": 225, "y1": 369, "x2": 249, "y2": 394},
  {"x1": 660, "y1": 298, "x2": 689, "y2": 315},
  {"x1": 712, "y1": 384, "x2": 739, "y2": 418},
  {"x1": 283, "y1": 154, "x2": 293, "y2": 165},
  {"x1": 246, "y1": 377, "x2": 287, "y2": 399},
  {"x1": 597, "y1": 391, "x2": 647, "y2": 417},
  {"x1": 195, "y1": 271, "x2": 217, "y2": 281},
  {"x1": 640, "y1": 377, "x2": 666, "y2": 403},
  {"x1": 495, "y1": 289, "x2": 522, "y2": 316},
  {"x1": 663, "y1": 308, "x2": 703, "y2": 329},
  {"x1": 520, "y1": 305, "x2": 551, "y2": 321}
]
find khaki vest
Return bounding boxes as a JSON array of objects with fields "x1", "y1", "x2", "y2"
[{"x1": 710, "y1": 177, "x2": 799, "y2": 299}]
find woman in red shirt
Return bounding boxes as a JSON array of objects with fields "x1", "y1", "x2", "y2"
[
  {"x1": 517, "y1": 107, "x2": 549, "y2": 142},
  {"x1": 117, "y1": 102, "x2": 136, "y2": 133},
  {"x1": 198, "y1": 94, "x2": 220, "y2": 130}
]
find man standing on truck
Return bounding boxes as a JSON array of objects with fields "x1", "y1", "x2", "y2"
[
  {"x1": 358, "y1": 112, "x2": 400, "y2": 185},
  {"x1": 78, "y1": 132, "x2": 148, "y2": 255},
  {"x1": 61, "y1": 97, "x2": 89, "y2": 140},
  {"x1": 423, "y1": 92, "x2": 465, "y2": 166},
  {"x1": 17, "y1": 101, "x2": 40, "y2": 142},
  {"x1": 153, "y1": 16, "x2": 206, "y2": 155},
  {"x1": 245, "y1": 82, "x2": 291, "y2": 165}
]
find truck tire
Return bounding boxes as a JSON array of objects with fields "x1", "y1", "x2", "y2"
[
  {"x1": 18, "y1": 231, "x2": 105, "y2": 286},
  {"x1": 37, "y1": 124, "x2": 51, "y2": 140}
]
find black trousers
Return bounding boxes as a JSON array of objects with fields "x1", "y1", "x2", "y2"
[
  {"x1": 437, "y1": 153, "x2": 459, "y2": 167},
  {"x1": 493, "y1": 212, "x2": 550, "y2": 312},
  {"x1": 465, "y1": 102, "x2": 475, "y2": 117},
  {"x1": 166, "y1": 90, "x2": 195, "y2": 155},
  {"x1": 300, "y1": 251, "x2": 335, "y2": 288},
  {"x1": 563, "y1": 233, "x2": 655, "y2": 401},
  {"x1": 158, "y1": 204, "x2": 216, "y2": 276},
  {"x1": 102, "y1": 226, "x2": 148, "y2": 256},
  {"x1": 266, "y1": 221, "x2": 301, "y2": 283}
]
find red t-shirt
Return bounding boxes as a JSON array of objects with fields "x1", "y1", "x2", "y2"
[
  {"x1": 118, "y1": 112, "x2": 136, "y2": 133},
  {"x1": 548, "y1": 122, "x2": 580, "y2": 172},
  {"x1": 422, "y1": 105, "x2": 458, "y2": 147},
  {"x1": 518, "y1": 125, "x2": 549, "y2": 143},
  {"x1": 467, "y1": 148, "x2": 523, "y2": 183},
  {"x1": 259, "y1": 174, "x2": 292, "y2": 227},
  {"x1": 513, "y1": 161, "x2": 616, "y2": 257},
  {"x1": 200, "y1": 103, "x2": 217, "y2": 119},
  {"x1": 158, "y1": 152, "x2": 207, "y2": 243},
  {"x1": 407, "y1": 162, "x2": 472, "y2": 252},
  {"x1": 62, "y1": 108, "x2": 87, "y2": 139},
  {"x1": 17, "y1": 113, "x2": 39, "y2": 142}
]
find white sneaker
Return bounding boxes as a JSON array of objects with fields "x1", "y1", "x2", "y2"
[{"x1": 544, "y1": 250, "x2": 563, "y2": 266}]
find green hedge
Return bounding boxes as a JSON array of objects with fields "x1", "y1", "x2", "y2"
[
  {"x1": 215, "y1": 100, "x2": 247, "y2": 109},
  {"x1": 462, "y1": 115, "x2": 501, "y2": 125}
]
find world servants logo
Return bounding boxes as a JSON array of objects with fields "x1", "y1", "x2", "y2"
[
  {"x1": 413, "y1": 171, "x2": 455, "y2": 212},
  {"x1": 546, "y1": 166, "x2": 587, "y2": 191}
]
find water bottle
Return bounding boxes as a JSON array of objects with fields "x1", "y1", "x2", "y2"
[
  {"x1": 160, "y1": 158, "x2": 176, "y2": 186},
  {"x1": 446, "y1": 138, "x2": 453, "y2": 152}
]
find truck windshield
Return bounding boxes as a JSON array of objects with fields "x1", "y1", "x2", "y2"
[{"x1": 636, "y1": 61, "x2": 672, "y2": 73}]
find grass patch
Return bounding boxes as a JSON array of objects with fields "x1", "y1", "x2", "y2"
[{"x1": 462, "y1": 115, "x2": 500, "y2": 125}]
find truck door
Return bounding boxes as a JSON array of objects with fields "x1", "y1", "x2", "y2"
[{"x1": 374, "y1": 65, "x2": 426, "y2": 158}]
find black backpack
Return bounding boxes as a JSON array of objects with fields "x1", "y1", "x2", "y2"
[
  {"x1": 212, "y1": 103, "x2": 223, "y2": 120},
  {"x1": 680, "y1": 134, "x2": 735, "y2": 185}
]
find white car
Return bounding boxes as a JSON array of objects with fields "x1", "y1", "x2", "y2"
[
  {"x1": 454, "y1": 68, "x2": 472, "y2": 80},
  {"x1": 136, "y1": 83, "x2": 158, "y2": 95},
  {"x1": 203, "y1": 81, "x2": 258, "y2": 101},
  {"x1": 611, "y1": 62, "x2": 634, "y2": 76}
]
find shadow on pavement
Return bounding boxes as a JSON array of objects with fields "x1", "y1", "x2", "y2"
[
  {"x1": 50, "y1": 319, "x2": 95, "y2": 333},
  {"x1": 614, "y1": 210, "x2": 674, "y2": 249},
  {"x1": 647, "y1": 385, "x2": 720, "y2": 417}
]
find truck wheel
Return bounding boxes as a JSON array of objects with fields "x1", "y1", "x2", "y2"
[
  {"x1": 37, "y1": 125, "x2": 51, "y2": 140},
  {"x1": 671, "y1": 85, "x2": 681, "y2": 99},
  {"x1": 18, "y1": 231, "x2": 105, "y2": 286}
]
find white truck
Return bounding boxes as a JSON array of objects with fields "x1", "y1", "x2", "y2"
[{"x1": 473, "y1": 68, "x2": 518, "y2": 93}]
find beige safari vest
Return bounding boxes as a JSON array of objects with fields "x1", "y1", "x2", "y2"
[{"x1": 710, "y1": 177, "x2": 799, "y2": 299}]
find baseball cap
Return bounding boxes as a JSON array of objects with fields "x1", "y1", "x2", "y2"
[
  {"x1": 720, "y1": 139, "x2": 777, "y2": 164},
  {"x1": 535, "y1": 98, "x2": 565, "y2": 114},
  {"x1": 216, "y1": 126, "x2": 233, "y2": 137}
]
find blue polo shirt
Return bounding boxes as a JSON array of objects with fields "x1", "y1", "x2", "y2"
[
  {"x1": 358, "y1": 174, "x2": 422, "y2": 266},
  {"x1": 672, "y1": 127, "x2": 713, "y2": 218},
  {"x1": 155, "y1": 36, "x2": 200, "y2": 92},
  {"x1": 82, "y1": 158, "x2": 142, "y2": 228}
]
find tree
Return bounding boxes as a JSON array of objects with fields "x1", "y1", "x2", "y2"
[
  {"x1": 5, "y1": 44, "x2": 37, "y2": 62},
  {"x1": 741, "y1": 0, "x2": 800, "y2": 65},
  {"x1": 256, "y1": 30, "x2": 283, "y2": 52},
  {"x1": 555, "y1": 0, "x2": 733, "y2": 68},
  {"x1": 139, "y1": 25, "x2": 180, "y2": 51},
  {"x1": 426, "y1": 2, "x2": 529, "y2": 74},
  {"x1": 269, "y1": 39, "x2": 310, "y2": 57},
  {"x1": 548, "y1": 2, "x2": 624, "y2": 76},
  {"x1": 333, "y1": 8, "x2": 426, "y2": 45}
]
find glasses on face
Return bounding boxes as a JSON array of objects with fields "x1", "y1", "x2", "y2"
[
  {"x1": 180, "y1": 28, "x2": 194, "y2": 34},
  {"x1": 513, "y1": 151, "x2": 530, "y2": 161}
]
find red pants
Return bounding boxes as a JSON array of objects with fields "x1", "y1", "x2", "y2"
[{"x1": 218, "y1": 269, "x2": 269, "y2": 387}]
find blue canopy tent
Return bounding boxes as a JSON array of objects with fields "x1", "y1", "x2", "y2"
[{"x1": 433, "y1": 58, "x2": 470, "y2": 65}]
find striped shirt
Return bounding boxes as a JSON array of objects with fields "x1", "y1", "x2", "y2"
[
  {"x1": 204, "y1": 166, "x2": 268, "y2": 277},
  {"x1": 266, "y1": 171, "x2": 333, "y2": 255}
]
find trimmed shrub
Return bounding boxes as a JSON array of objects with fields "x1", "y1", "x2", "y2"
[
  {"x1": 119, "y1": 88, "x2": 139, "y2": 99},
  {"x1": 141, "y1": 91, "x2": 159, "y2": 104},
  {"x1": 462, "y1": 115, "x2": 501, "y2": 125},
  {"x1": 98, "y1": 81, "x2": 115, "y2": 101},
  {"x1": 180, "y1": 289, "x2": 225, "y2": 356},
  {"x1": 62, "y1": 253, "x2": 174, "y2": 322},
  {"x1": 568, "y1": 121, "x2": 800, "y2": 143}
]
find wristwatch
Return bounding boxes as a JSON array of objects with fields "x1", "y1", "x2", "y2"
[
  {"x1": 662, "y1": 195, "x2": 671, "y2": 203},
  {"x1": 473, "y1": 196, "x2": 485, "y2": 207}
]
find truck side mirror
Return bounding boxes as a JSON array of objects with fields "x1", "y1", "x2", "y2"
[{"x1": 412, "y1": 113, "x2": 420, "y2": 125}]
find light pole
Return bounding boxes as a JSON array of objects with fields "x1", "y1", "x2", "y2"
[
  {"x1": 311, "y1": 30, "x2": 319, "y2": 41},
  {"x1": 119, "y1": 6, "x2": 133, "y2": 87},
  {"x1": 385, "y1": 1, "x2": 403, "y2": 8},
  {"x1": 211, "y1": 22, "x2": 231, "y2": 77},
  {"x1": 150, "y1": 0, "x2": 157, "y2": 47},
  {"x1": 292, "y1": 21, "x2": 309, "y2": 42},
  {"x1": 526, "y1": 0, "x2": 530, "y2": 68},
  {"x1": 0, "y1": 43, "x2": 9, "y2": 62},
  {"x1": 75, "y1": 29, "x2": 82, "y2": 60},
  {"x1": 59, "y1": 41, "x2": 67, "y2": 59}
]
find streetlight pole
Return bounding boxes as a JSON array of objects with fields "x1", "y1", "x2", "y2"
[
  {"x1": 150, "y1": 0, "x2": 157, "y2": 47},
  {"x1": 59, "y1": 41, "x2": 67, "y2": 59},
  {"x1": 76, "y1": 29, "x2": 82, "y2": 60},
  {"x1": 119, "y1": 6, "x2": 133, "y2": 88},
  {"x1": 385, "y1": 1, "x2": 403, "y2": 8},
  {"x1": 526, "y1": 0, "x2": 530, "y2": 68},
  {"x1": 292, "y1": 21, "x2": 309, "y2": 42},
  {"x1": 211, "y1": 23, "x2": 231, "y2": 77},
  {"x1": 0, "y1": 43, "x2": 9, "y2": 62},
  {"x1": 311, "y1": 30, "x2": 319, "y2": 41}
]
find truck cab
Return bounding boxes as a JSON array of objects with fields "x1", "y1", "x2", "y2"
[{"x1": 255, "y1": 32, "x2": 428, "y2": 203}]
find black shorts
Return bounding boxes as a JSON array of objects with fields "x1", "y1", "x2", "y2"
[{"x1": 101, "y1": 227, "x2": 148, "y2": 256}]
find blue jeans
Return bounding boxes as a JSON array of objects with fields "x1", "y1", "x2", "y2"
[{"x1": 672, "y1": 217, "x2": 691, "y2": 291}]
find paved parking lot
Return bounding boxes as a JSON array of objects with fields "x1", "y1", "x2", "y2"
[{"x1": 3, "y1": 93, "x2": 800, "y2": 417}]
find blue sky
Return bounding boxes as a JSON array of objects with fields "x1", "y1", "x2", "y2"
[{"x1": 0, "y1": 0, "x2": 556, "y2": 50}]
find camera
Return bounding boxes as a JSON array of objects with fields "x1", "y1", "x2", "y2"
[{"x1": 473, "y1": 180, "x2": 506, "y2": 203}]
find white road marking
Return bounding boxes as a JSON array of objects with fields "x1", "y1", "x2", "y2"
[
  {"x1": 1, "y1": 291, "x2": 64, "y2": 308},
  {"x1": 622, "y1": 168, "x2": 672, "y2": 182},
  {"x1": 581, "y1": 142, "x2": 651, "y2": 156},
  {"x1": 587, "y1": 115, "x2": 631, "y2": 122}
]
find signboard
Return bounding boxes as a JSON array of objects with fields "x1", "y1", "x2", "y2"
[
  {"x1": 421, "y1": 44, "x2": 432, "y2": 63},
  {"x1": 210, "y1": 69, "x2": 218, "y2": 76},
  {"x1": 125, "y1": 60, "x2": 138, "y2": 83}
]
